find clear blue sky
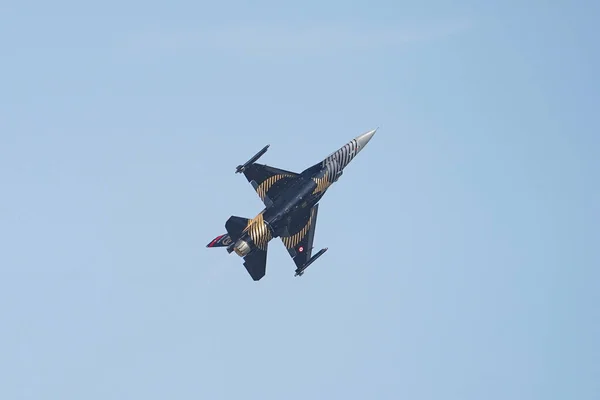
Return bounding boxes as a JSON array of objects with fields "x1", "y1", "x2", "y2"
[{"x1": 1, "y1": 1, "x2": 598, "y2": 399}]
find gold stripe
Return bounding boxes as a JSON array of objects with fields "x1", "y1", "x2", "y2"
[
  {"x1": 256, "y1": 174, "x2": 293, "y2": 200},
  {"x1": 312, "y1": 175, "x2": 331, "y2": 194},
  {"x1": 243, "y1": 212, "x2": 272, "y2": 250},
  {"x1": 282, "y1": 207, "x2": 316, "y2": 248}
]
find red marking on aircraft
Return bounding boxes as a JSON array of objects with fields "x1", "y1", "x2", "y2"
[{"x1": 208, "y1": 235, "x2": 224, "y2": 247}]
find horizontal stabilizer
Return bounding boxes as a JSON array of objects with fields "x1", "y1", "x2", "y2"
[
  {"x1": 225, "y1": 216, "x2": 249, "y2": 241},
  {"x1": 243, "y1": 247, "x2": 268, "y2": 281}
]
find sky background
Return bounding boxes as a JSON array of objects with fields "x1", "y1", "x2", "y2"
[{"x1": 1, "y1": 1, "x2": 599, "y2": 399}]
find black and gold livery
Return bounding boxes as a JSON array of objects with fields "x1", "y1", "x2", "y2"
[{"x1": 207, "y1": 128, "x2": 377, "y2": 281}]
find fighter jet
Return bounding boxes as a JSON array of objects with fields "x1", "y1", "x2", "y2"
[{"x1": 207, "y1": 128, "x2": 377, "y2": 280}]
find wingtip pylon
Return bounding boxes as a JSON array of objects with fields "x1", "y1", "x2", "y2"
[{"x1": 235, "y1": 144, "x2": 270, "y2": 173}]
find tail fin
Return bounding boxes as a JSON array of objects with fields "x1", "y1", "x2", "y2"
[
  {"x1": 225, "y1": 216, "x2": 249, "y2": 241},
  {"x1": 206, "y1": 234, "x2": 232, "y2": 248}
]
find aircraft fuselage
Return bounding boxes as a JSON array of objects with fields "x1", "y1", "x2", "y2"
[{"x1": 208, "y1": 128, "x2": 377, "y2": 280}]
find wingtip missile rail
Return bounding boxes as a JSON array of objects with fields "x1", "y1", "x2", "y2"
[
  {"x1": 295, "y1": 247, "x2": 328, "y2": 277},
  {"x1": 235, "y1": 144, "x2": 270, "y2": 173}
]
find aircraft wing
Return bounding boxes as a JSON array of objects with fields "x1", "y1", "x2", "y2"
[
  {"x1": 280, "y1": 204, "x2": 319, "y2": 269},
  {"x1": 241, "y1": 163, "x2": 300, "y2": 207}
]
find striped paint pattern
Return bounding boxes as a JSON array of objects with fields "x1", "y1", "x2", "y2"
[
  {"x1": 255, "y1": 173, "x2": 294, "y2": 201},
  {"x1": 323, "y1": 138, "x2": 359, "y2": 172},
  {"x1": 312, "y1": 138, "x2": 359, "y2": 194},
  {"x1": 242, "y1": 212, "x2": 272, "y2": 250},
  {"x1": 312, "y1": 175, "x2": 331, "y2": 194},
  {"x1": 281, "y1": 206, "x2": 318, "y2": 249}
]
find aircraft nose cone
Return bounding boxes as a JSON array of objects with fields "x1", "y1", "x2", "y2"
[{"x1": 355, "y1": 128, "x2": 377, "y2": 150}]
